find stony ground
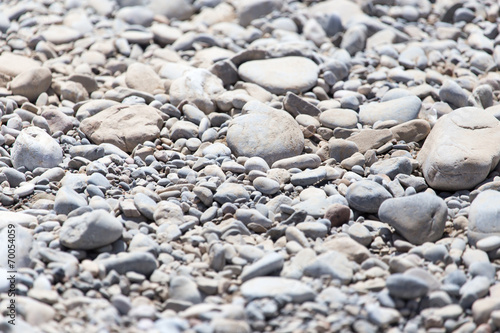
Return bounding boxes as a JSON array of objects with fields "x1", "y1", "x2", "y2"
[{"x1": 1, "y1": 0, "x2": 500, "y2": 332}]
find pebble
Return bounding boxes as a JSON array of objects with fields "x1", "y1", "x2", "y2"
[
  {"x1": 386, "y1": 273, "x2": 429, "y2": 299},
  {"x1": 319, "y1": 108, "x2": 359, "y2": 129},
  {"x1": 241, "y1": 277, "x2": 316, "y2": 303},
  {"x1": 346, "y1": 180, "x2": 392, "y2": 213},
  {"x1": 468, "y1": 190, "x2": 500, "y2": 245},
  {"x1": 378, "y1": 192, "x2": 448, "y2": 245},
  {"x1": 359, "y1": 95, "x2": 422, "y2": 125},
  {"x1": 11, "y1": 127, "x2": 63, "y2": 171}
]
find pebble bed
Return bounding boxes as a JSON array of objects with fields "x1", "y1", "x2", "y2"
[{"x1": 1, "y1": 0, "x2": 500, "y2": 332}]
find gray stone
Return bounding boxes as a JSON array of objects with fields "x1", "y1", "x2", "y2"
[
  {"x1": 235, "y1": 208, "x2": 273, "y2": 230},
  {"x1": 439, "y1": 80, "x2": 468, "y2": 108},
  {"x1": 359, "y1": 95, "x2": 422, "y2": 125},
  {"x1": 59, "y1": 210, "x2": 123, "y2": 250},
  {"x1": 253, "y1": 177, "x2": 280, "y2": 195},
  {"x1": 214, "y1": 183, "x2": 250, "y2": 204},
  {"x1": 169, "y1": 276, "x2": 201, "y2": 304},
  {"x1": 386, "y1": 273, "x2": 429, "y2": 299},
  {"x1": 417, "y1": 107, "x2": 500, "y2": 191},
  {"x1": 378, "y1": 193, "x2": 447, "y2": 245},
  {"x1": 468, "y1": 190, "x2": 500, "y2": 245},
  {"x1": 319, "y1": 108, "x2": 359, "y2": 129},
  {"x1": 303, "y1": 250, "x2": 353, "y2": 284},
  {"x1": 241, "y1": 277, "x2": 316, "y2": 303},
  {"x1": 328, "y1": 139, "x2": 359, "y2": 162},
  {"x1": 240, "y1": 252, "x2": 284, "y2": 282},
  {"x1": 54, "y1": 187, "x2": 88, "y2": 216},
  {"x1": 227, "y1": 101, "x2": 304, "y2": 166},
  {"x1": 12, "y1": 127, "x2": 63, "y2": 171},
  {"x1": 238, "y1": 57, "x2": 318, "y2": 95},
  {"x1": 290, "y1": 168, "x2": 327, "y2": 186},
  {"x1": 346, "y1": 180, "x2": 392, "y2": 213},
  {"x1": 272, "y1": 154, "x2": 321, "y2": 170},
  {"x1": 283, "y1": 92, "x2": 321, "y2": 117},
  {"x1": 10, "y1": 67, "x2": 52, "y2": 102},
  {"x1": 369, "y1": 157, "x2": 412, "y2": 180},
  {"x1": 237, "y1": 0, "x2": 281, "y2": 27},
  {"x1": 99, "y1": 252, "x2": 157, "y2": 276},
  {"x1": 460, "y1": 276, "x2": 490, "y2": 308}
]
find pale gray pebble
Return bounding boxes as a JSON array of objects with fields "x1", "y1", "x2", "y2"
[
  {"x1": 240, "y1": 277, "x2": 316, "y2": 303},
  {"x1": 253, "y1": 177, "x2": 280, "y2": 195},
  {"x1": 214, "y1": 183, "x2": 250, "y2": 204},
  {"x1": 459, "y1": 276, "x2": 490, "y2": 308},
  {"x1": 240, "y1": 252, "x2": 284, "y2": 282},
  {"x1": 369, "y1": 157, "x2": 412, "y2": 180},
  {"x1": 54, "y1": 186, "x2": 88, "y2": 215},
  {"x1": 346, "y1": 180, "x2": 392, "y2": 213},
  {"x1": 290, "y1": 167, "x2": 327, "y2": 186},
  {"x1": 99, "y1": 252, "x2": 158, "y2": 276},
  {"x1": 386, "y1": 273, "x2": 429, "y2": 299}
]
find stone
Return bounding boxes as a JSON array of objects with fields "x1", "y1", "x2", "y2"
[
  {"x1": 116, "y1": 6, "x2": 154, "y2": 26},
  {"x1": 227, "y1": 101, "x2": 304, "y2": 166},
  {"x1": 359, "y1": 95, "x2": 422, "y2": 125},
  {"x1": 272, "y1": 154, "x2": 321, "y2": 170},
  {"x1": 238, "y1": 57, "x2": 319, "y2": 95},
  {"x1": 290, "y1": 168, "x2": 327, "y2": 186},
  {"x1": 328, "y1": 139, "x2": 359, "y2": 162},
  {"x1": 10, "y1": 67, "x2": 52, "y2": 102},
  {"x1": 283, "y1": 92, "x2": 321, "y2": 117},
  {"x1": 41, "y1": 108, "x2": 74, "y2": 134},
  {"x1": 169, "y1": 276, "x2": 201, "y2": 304},
  {"x1": 149, "y1": 0, "x2": 195, "y2": 20},
  {"x1": 169, "y1": 69, "x2": 225, "y2": 114},
  {"x1": 237, "y1": 0, "x2": 280, "y2": 26},
  {"x1": 345, "y1": 180, "x2": 392, "y2": 213},
  {"x1": 11, "y1": 127, "x2": 63, "y2": 171},
  {"x1": 214, "y1": 183, "x2": 250, "y2": 204},
  {"x1": 80, "y1": 104, "x2": 163, "y2": 153},
  {"x1": 60, "y1": 210, "x2": 123, "y2": 250},
  {"x1": 439, "y1": 80, "x2": 468, "y2": 108},
  {"x1": 324, "y1": 203, "x2": 351, "y2": 227},
  {"x1": 386, "y1": 273, "x2": 429, "y2": 299},
  {"x1": 319, "y1": 108, "x2": 359, "y2": 129},
  {"x1": 241, "y1": 277, "x2": 316, "y2": 303},
  {"x1": 0, "y1": 52, "x2": 41, "y2": 77},
  {"x1": 369, "y1": 157, "x2": 413, "y2": 180},
  {"x1": 378, "y1": 193, "x2": 447, "y2": 245},
  {"x1": 240, "y1": 252, "x2": 284, "y2": 282},
  {"x1": 99, "y1": 252, "x2": 157, "y2": 276},
  {"x1": 125, "y1": 63, "x2": 162, "y2": 94},
  {"x1": 293, "y1": 195, "x2": 348, "y2": 218},
  {"x1": 346, "y1": 129, "x2": 393, "y2": 154},
  {"x1": 235, "y1": 208, "x2": 273, "y2": 230},
  {"x1": 322, "y1": 237, "x2": 371, "y2": 263},
  {"x1": 390, "y1": 119, "x2": 431, "y2": 143},
  {"x1": 468, "y1": 190, "x2": 500, "y2": 245},
  {"x1": 54, "y1": 187, "x2": 88, "y2": 216},
  {"x1": 417, "y1": 107, "x2": 500, "y2": 191},
  {"x1": 303, "y1": 250, "x2": 353, "y2": 284},
  {"x1": 253, "y1": 177, "x2": 280, "y2": 195}
]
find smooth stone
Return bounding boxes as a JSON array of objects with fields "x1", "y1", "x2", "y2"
[
  {"x1": 271, "y1": 154, "x2": 320, "y2": 170},
  {"x1": 0, "y1": 52, "x2": 41, "y2": 77},
  {"x1": 54, "y1": 187, "x2": 88, "y2": 216},
  {"x1": 290, "y1": 168, "x2": 327, "y2": 186},
  {"x1": 253, "y1": 177, "x2": 280, "y2": 195},
  {"x1": 322, "y1": 237, "x2": 370, "y2": 264},
  {"x1": 235, "y1": 208, "x2": 273, "y2": 230},
  {"x1": 99, "y1": 252, "x2": 157, "y2": 276},
  {"x1": 468, "y1": 190, "x2": 500, "y2": 245},
  {"x1": 439, "y1": 80, "x2": 468, "y2": 108},
  {"x1": 346, "y1": 129, "x2": 393, "y2": 154},
  {"x1": 80, "y1": 104, "x2": 163, "y2": 153},
  {"x1": 59, "y1": 210, "x2": 123, "y2": 250},
  {"x1": 369, "y1": 157, "x2": 412, "y2": 180},
  {"x1": 472, "y1": 297, "x2": 500, "y2": 325},
  {"x1": 460, "y1": 276, "x2": 490, "y2": 308},
  {"x1": 240, "y1": 252, "x2": 284, "y2": 282},
  {"x1": 319, "y1": 108, "x2": 359, "y2": 129},
  {"x1": 303, "y1": 250, "x2": 353, "y2": 284},
  {"x1": 214, "y1": 183, "x2": 250, "y2": 204},
  {"x1": 328, "y1": 139, "x2": 359, "y2": 162},
  {"x1": 134, "y1": 193, "x2": 157, "y2": 220},
  {"x1": 323, "y1": 203, "x2": 351, "y2": 227},
  {"x1": 283, "y1": 92, "x2": 321, "y2": 117},
  {"x1": 241, "y1": 277, "x2": 316, "y2": 303},
  {"x1": 378, "y1": 193, "x2": 447, "y2": 245},
  {"x1": 12, "y1": 127, "x2": 63, "y2": 171},
  {"x1": 345, "y1": 180, "x2": 392, "y2": 213},
  {"x1": 10, "y1": 67, "x2": 52, "y2": 102},
  {"x1": 417, "y1": 107, "x2": 500, "y2": 191},
  {"x1": 237, "y1": 0, "x2": 280, "y2": 26},
  {"x1": 41, "y1": 26, "x2": 82, "y2": 45},
  {"x1": 297, "y1": 222, "x2": 328, "y2": 238},
  {"x1": 238, "y1": 56, "x2": 319, "y2": 95},
  {"x1": 2, "y1": 168, "x2": 26, "y2": 187},
  {"x1": 359, "y1": 95, "x2": 422, "y2": 126},
  {"x1": 227, "y1": 101, "x2": 304, "y2": 166},
  {"x1": 125, "y1": 63, "x2": 162, "y2": 94},
  {"x1": 169, "y1": 276, "x2": 201, "y2": 304},
  {"x1": 386, "y1": 273, "x2": 429, "y2": 299},
  {"x1": 293, "y1": 195, "x2": 348, "y2": 218},
  {"x1": 41, "y1": 108, "x2": 74, "y2": 134},
  {"x1": 390, "y1": 119, "x2": 431, "y2": 143},
  {"x1": 476, "y1": 235, "x2": 500, "y2": 252},
  {"x1": 169, "y1": 69, "x2": 225, "y2": 114}
]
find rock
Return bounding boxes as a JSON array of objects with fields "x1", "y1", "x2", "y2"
[
  {"x1": 54, "y1": 187, "x2": 88, "y2": 216},
  {"x1": 227, "y1": 101, "x2": 304, "y2": 166},
  {"x1": 417, "y1": 107, "x2": 500, "y2": 191},
  {"x1": 439, "y1": 80, "x2": 468, "y2": 108},
  {"x1": 386, "y1": 273, "x2": 429, "y2": 299},
  {"x1": 272, "y1": 154, "x2": 321, "y2": 170},
  {"x1": 99, "y1": 252, "x2": 157, "y2": 276},
  {"x1": 472, "y1": 297, "x2": 500, "y2": 325},
  {"x1": 237, "y1": 0, "x2": 280, "y2": 27},
  {"x1": 322, "y1": 237, "x2": 371, "y2": 264},
  {"x1": 290, "y1": 168, "x2": 327, "y2": 186},
  {"x1": 378, "y1": 193, "x2": 448, "y2": 245},
  {"x1": 80, "y1": 104, "x2": 163, "y2": 153},
  {"x1": 390, "y1": 119, "x2": 431, "y2": 143},
  {"x1": 41, "y1": 108, "x2": 74, "y2": 134},
  {"x1": 303, "y1": 250, "x2": 353, "y2": 284},
  {"x1": 346, "y1": 129, "x2": 393, "y2": 154},
  {"x1": 328, "y1": 139, "x2": 359, "y2": 162},
  {"x1": 149, "y1": 0, "x2": 194, "y2": 20},
  {"x1": 125, "y1": 63, "x2": 162, "y2": 94},
  {"x1": 293, "y1": 195, "x2": 348, "y2": 218},
  {"x1": 319, "y1": 108, "x2": 359, "y2": 129},
  {"x1": 241, "y1": 277, "x2": 316, "y2": 303},
  {"x1": 468, "y1": 190, "x2": 500, "y2": 245},
  {"x1": 116, "y1": 6, "x2": 154, "y2": 26},
  {"x1": 324, "y1": 203, "x2": 351, "y2": 227},
  {"x1": 59, "y1": 210, "x2": 123, "y2": 250},
  {"x1": 359, "y1": 95, "x2": 422, "y2": 125},
  {"x1": 238, "y1": 57, "x2": 319, "y2": 95},
  {"x1": 369, "y1": 157, "x2": 413, "y2": 180},
  {"x1": 169, "y1": 69, "x2": 225, "y2": 114},
  {"x1": 10, "y1": 67, "x2": 52, "y2": 102},
  {"x1": 253, "y1": 177, "x2": 280, "y2": 195},
  {"x1": 214, "y1": 183, "x2": 250, "y2": 204},
  {"x1": 346, "y1": 180, "x2": 392, "y2": 213},
  {"x1": 169, "y1": 276, "x2": 201, "y2": 304},
  {"x1": 2, "y1": 168, "x2": 26, "y2": 187},
  {"x1": 41, "y1": 26, "x2": 82, "y2": 45},
  {"x1": 0, "y1": 226, "x2": 32, "y2": 268},
  {"x1": 240, "y1": 252, "x2": 284, "y2": 282},
  {"x1": 0, "y1": 52, "x2": 41, "y2": 77},
  {"x1": 283, "y1": 92, "x2": 321, "y2": 117},
  {"x1": 12, "y1": 127, "x2": 63, "y2": 171}
]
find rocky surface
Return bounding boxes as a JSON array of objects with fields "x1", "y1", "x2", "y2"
[{"x1": 0, "y1": 0, "x2": 500, "y2": 332}]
